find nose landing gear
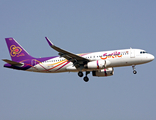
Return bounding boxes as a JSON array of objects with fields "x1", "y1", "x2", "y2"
[{"x1": 132, "y1": 65, "x2": 137, "y2": 74}]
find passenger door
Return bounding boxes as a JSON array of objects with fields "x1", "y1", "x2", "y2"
[{"x1": 130, "y1": 48, "x2": 135, "y2": 58}]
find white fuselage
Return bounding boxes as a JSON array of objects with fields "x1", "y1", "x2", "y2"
[{"x1": 27, "y1": 48, "x2": 154, "y2": 73}]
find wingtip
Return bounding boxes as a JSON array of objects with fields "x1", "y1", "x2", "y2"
[{"x1": 45, "y1": 37, "x2": 54, "y2": 46}]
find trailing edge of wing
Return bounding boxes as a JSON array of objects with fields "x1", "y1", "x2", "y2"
[
  {"x1": 45, "y1": 37, "x2": 90, "y2": 62},
  {"x1": 2, "y1": 59, "x2": 23, "y2": 66}
]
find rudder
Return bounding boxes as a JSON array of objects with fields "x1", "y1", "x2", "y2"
[{"x1": 5, "y1": 38, "x2": 34, "y2": 61}]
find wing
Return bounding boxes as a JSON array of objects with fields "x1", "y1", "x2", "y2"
[{"x1": 45, "y1": 37, "x2": 90, "y2": 67}]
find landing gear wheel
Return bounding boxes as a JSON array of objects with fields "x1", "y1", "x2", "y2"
[
  {"x1": 83, "y1": 76, "x2": 89, "y2": 82},
  {"x1": 78, "y1": 71, "x2": 83, "y2": 77},
  {"x1": 133, "y1": 70, "x2": 137, "y2": 74},
  {"x1": 132, "y1": 65, "x2": 137, "y2": 74}
]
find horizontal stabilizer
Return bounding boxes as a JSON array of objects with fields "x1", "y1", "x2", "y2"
[{"x1": 2, "y1": 59, "x2": 23, "y2": 66}]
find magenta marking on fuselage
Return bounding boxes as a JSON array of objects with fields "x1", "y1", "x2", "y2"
[
  {"x1": 104, "y1": 69, "x2": 107, "y2": 76},
  {"x1": 55, "y1": 61, "x2": 70, "y2": 71},
  {"x1": 97, "y1": 60, "x2": 99, "y2": 69}
]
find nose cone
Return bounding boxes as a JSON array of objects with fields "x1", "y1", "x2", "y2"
[
  {"x1": 142, "y1": 54, "x2": 155, "y2": 63},
  {"x1": 146, "y1": 54, "x2": 154, "y2": 62},
  {"x1": 150, "y1": 54, "x2": 155, "y2": 61}
]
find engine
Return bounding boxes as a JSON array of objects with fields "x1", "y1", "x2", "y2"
[
  {"x1": 85, "y1": 60, "x2": 111, "y2": 69},
  {"x1": 92, "y1": 67, "x2": 114, "y2": 77}
]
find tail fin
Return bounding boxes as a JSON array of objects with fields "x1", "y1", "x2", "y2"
[{"x1": 5, "y1": 38, "x2": 34, "y2": 61}]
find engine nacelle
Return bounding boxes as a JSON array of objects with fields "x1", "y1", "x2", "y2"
[
  {"x1": 85, "y1": 60, "x2": 111, "y2": 69},
  {"x1": 92, "y1": 67, "x2": 114, "y2": 77}
]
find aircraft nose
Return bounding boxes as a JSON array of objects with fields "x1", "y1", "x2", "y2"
[{"x1": 149, "y1": 54, "x2": 155, "y2": 61}]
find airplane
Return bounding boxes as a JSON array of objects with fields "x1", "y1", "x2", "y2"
[{"x1": 2, "y1": 37, "x2": 154, "y2": 82}]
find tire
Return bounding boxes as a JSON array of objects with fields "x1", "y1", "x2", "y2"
[
  {"x1": 133, "y1": 70, "x2": 137, "y2": 74},
  {"x1": 78, "y1": 71, "x2": 83, "y2": 77},
  {"x1": 83, "y1": 76, "x2": 89, "y2": 82}
]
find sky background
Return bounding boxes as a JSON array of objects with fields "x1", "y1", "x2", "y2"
[{"x1": 0, "y1": 0, "x2": 156, "y2": 120}]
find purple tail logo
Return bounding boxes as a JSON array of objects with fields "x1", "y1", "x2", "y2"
[
  {"x1": 5, "y1": 37, "x2": 34, "y2": 61},
  {"x1": 10, "y1": 45, "x2": 24, "y2": 57}
]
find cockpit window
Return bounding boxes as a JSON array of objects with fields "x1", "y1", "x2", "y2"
[{"x1": 140, "y1": 51, "x2": 148, "y2": 54}]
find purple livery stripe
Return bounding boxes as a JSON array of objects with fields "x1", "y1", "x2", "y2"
[
  {"x1": 104, "y1": 69, "x2": 107, "y2": 76},
  {"x1": 97, "y1": 60, "x2": 99, "y2": 69}
]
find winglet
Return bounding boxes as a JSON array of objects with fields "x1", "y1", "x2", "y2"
[{"x1": 45, "y1": 37, "x2": 54, "y2": 47}]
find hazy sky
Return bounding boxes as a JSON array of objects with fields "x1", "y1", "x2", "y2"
[{"x1": 0, "y1": 0, "x2": 156, "y2": 120}]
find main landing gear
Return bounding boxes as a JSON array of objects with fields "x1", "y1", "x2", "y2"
[
  {"x1": 78, "y1": 71, "x2": 83, "y2": 77},
  {"x1": 132, "y1": 65, "x2": 137, "y2": 74},
  {"x1": 78, "y1": 71, "x2": 90, "y2": 82}
]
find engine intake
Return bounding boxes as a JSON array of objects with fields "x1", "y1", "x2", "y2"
[{"x1": 92, "y1": 67, "x2": 114, "y2": 77}]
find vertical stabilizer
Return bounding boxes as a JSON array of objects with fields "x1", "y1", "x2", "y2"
[{"x1": 5, "y1": 38, "x2": 34, "y2": 61}]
